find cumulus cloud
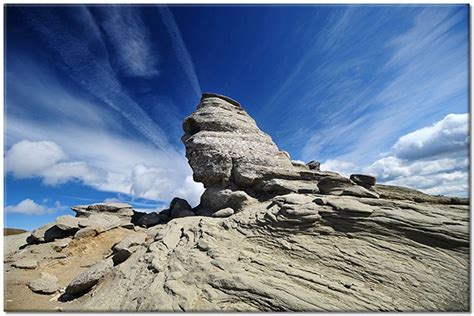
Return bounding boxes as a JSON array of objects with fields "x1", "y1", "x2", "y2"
[
  {"x1": 5, "y1": 139, "x2": 204, "y2": 206},
  {"x1": 130, "y1": 164, "x2": 204, "y2": 206},
  {"x1": 392, "y1": 113, "x2": 468, "y2": 161},
  {"x1": 5, "y1": 199, "x2": 64, "y2": 215},
  {"x1": 320, "y1": 159, "x2": 358, "y2": 177},
  {"x1": 320, "y1": 113, "x2": 469, "y2": 197},
  {"x1": 364, "y1": 113, "x2": 469, "y2": 197},
  {"x1": 6, "y1": 140, "x2": 66, "y2": 178}
]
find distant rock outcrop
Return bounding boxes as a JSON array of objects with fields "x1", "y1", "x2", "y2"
[{"x1": 4, "y1": 93, "x2": 469, "y2": 312}]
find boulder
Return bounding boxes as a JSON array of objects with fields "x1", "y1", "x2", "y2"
[
  {"x1": 51, "y1": 237, "x2": 72, "y2": 252},
  {"x1": 307, "y1": 160, "x2": 321, "y2": 171},
  {"x1": 65, "y1": 258, "x2": 114, "y2": 296},
  {"x1": 318, "y1": 176, "x2": 379, "y2": 198},
  {"x1": 170, "y1": 198, "x2": 194, "y2": 218},
  {"x1": 71, "y1": 203, "x2": 134, "y2": 221},
  {"x1": 27, "y1": 223, "x2": 71, "y2": 244},
  {"x1": 55, "y1": 215, "x2": 80, "y2": 231},
  {"x1": 212, "y1": 207, "x2": 235, "y2": 218},
  {"x1": 74, "y1": 226, "x2": 99, "y2": 239},
  {"x1": 28, "y1": 272, "x2": 59, "y2": 294},
  {"x1": 133, "y1": 211, "x2": 169, "y2": 228},
  {"x1": 196, "y1": 188, "x2": 255, "y2": 215},
  {"x1": 87, "y1": 214, "x2": 121, "y2": 232},
  {"x1": 350, "y1": 174, "x2": 376, "y2": 187}
]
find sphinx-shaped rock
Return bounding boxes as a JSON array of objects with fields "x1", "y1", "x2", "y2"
[{"x1": 182, "y1": 93, "x2": 376, "y2": 215}]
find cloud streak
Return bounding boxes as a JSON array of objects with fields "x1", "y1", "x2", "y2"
[{"x1": 158, "y1": 5, "x2": 202, "y2": 99}]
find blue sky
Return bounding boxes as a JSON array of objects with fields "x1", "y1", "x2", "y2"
[{"x1": 5, "y1": 5, "x2": 469, "y2": 230}]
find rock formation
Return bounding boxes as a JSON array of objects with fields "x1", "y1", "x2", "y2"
[{"x1": 4, "y1": 93, "x2": 469, "y2": 312}]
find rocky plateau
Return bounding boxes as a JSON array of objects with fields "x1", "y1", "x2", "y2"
[{"x1": 4, "y1": 93, "x2": 470, "y2": 312}]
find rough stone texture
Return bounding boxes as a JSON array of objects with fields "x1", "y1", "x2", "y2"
[
  {"x1": 74, "y1": 193, "x2": 468, "y2": 312},
  {"x1": 195, "y1": 188, "x2": 256, "y2": 216},
  {"x1": 133, "y1": 211, "x2": 168, "y2": 228},
  {"x1": 28, "y1": 272, "x2": 59, "y2": 294},
  {"x1": 350, "y1": 174, "x2": 376, "y2": 187},
  {"x1": 51, "y1": 237, "x2": 72, "y2": 252},
  {"x1": 170, "y1": 198, "x2": 195, "y2": 218},
  {"x1": 74, "y1": 226, "x2": 99, "y2": 239},
  {"x1": 307, "y1": 160, "x2": 321, "y2": 171},
  {"x1": 55, "y1": 215, "x2": 80, "y2": 231},
  {"x1": 13, "y1": 258, "x2": 38, "y2": 269},
  {"x1": 65, "y1": 258, "x2": 114, "y2": 296},
  {"x1": 211, "y1": 207, "x2": 234, "y2": 218},
  {"x1": 182, "y1": 93, "x2": 380, "y2": 214},
  {"x1": 4, "y1": 94, "x2": 470, "y2": 312},
  {"x1": 72, "y1": 203, "x2": 134, "y2": 221}
]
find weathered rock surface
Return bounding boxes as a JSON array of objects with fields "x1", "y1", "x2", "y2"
[
  {"x1": 4, "y1": 93, "x2": 469, "y2": 312},
  {"x1": 72, "y1": 203, "x2": 134, "y2": 220},
  {"x1": 183, "y1": 93, "x2": 381, "y2": 215},
  {"x1": 13, "y1": 258, "x2": 38, "y2": 269},
  {"x1": 28, "y1": 272, "x2": 59, "y2": 294},
  {"x1": 65, "y1": 258, "x2": 114, "y2": 296}
]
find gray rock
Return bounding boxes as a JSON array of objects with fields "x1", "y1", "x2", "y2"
[
  {"x1": 182, "y1": 93, "x2": 375, "y2": 211},
  {"x1": 74, "y1": 226, "x2": 99, "y2": 239},
  {"x1": 51, "y1": 237, "x2": 72, "y2": 252},
  {"x1": 307, "y1": 160, "x2": 321, "y2": 171},
  {"x1": 65, "y1": 258, "x2": 114, "y2": 296},
  {"x1": 55, "y1": 215, "x2": 80, "y2": 231},
  {"x1": 13, "y1": 258, "x2": 38, "y2": 269},
  {"x1": 113, "y1": 234, "x2": 146, "y2": 253},
  {"x1": 28, "y1": 272, "x2": 59, "y2": 294},
  {"x1": 170, "y1": 198, "x2": 194, "y2": 218},
  {"x1": 87, "y1": 214, "x2": 121, "y2": 232},
  {"x1": 350, "y1": 174, "x2": 376, "y2": 187},
  {"x1": 212, "y1": 207, "x2": 234, "y2": 218},
  {"x1": 318, "y1": 176, "x2": 379, "y2": 198},
  {"x1": 71, "y1": 203, "x2": 134, "y2": 221},
  {"x1": 196, "y1": 188, "x2": 255, "y2": 215},
  {"x1": 133, "y1": 211, "x2": 168, "y2": 227}
]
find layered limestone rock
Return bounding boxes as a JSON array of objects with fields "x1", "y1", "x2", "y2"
[
  {"x1": 4, "y1": 93, "x2": 469, "y2": 312},
  {"x1": 183, "y1": 93, "x2": 375, "y2": 216}
]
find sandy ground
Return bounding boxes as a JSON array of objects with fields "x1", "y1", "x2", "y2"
[{"x1": 4, "y1": 227, "x2": 135, "y2": 312}]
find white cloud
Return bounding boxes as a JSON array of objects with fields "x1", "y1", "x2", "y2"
[
  {"x1": 5, "y1": 199, "x2": 64, "y2": 215},
  {"x1": 96, "y1": 6, "x2": 160, "y2": 78},
  {"x1": 158, "y1": 6, "x2": 202, "y2": 99},
  {"x1": 363, "y1": 113, "x2": 469, "y2": 197},
  {"x1": 319, "y1": 113, "x2": 469, "y2": 197},
  {"x1": 5, "y1": 139, "x2": 204, "y2": 206},
  {"x1": 6, "y1": 140, "x2": 66, "y2": 178},
  {"x1": 392, "y1": 113, "x2": 468, "y2": 160},
  {"x1": 320, "y1": 159, "x2": 359, "y2": 177},
  {"x1": 130, "y1": 164, "x2": 204, "y2": 206}
]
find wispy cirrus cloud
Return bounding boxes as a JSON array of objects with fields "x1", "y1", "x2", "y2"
[
  {"x1": 20, "y1": 5, "x2": 170, "y2": 151},
  {"x1": 158, "y1": 5, "x2": 202, "y2": 99},
  {"x1": 95, "y1": 5, "x2": 160, "y2": 78}
]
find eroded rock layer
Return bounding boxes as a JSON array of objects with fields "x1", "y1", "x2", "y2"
[{"x1": 4, "y1": 93, "x2": 469, "y2": 312}]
